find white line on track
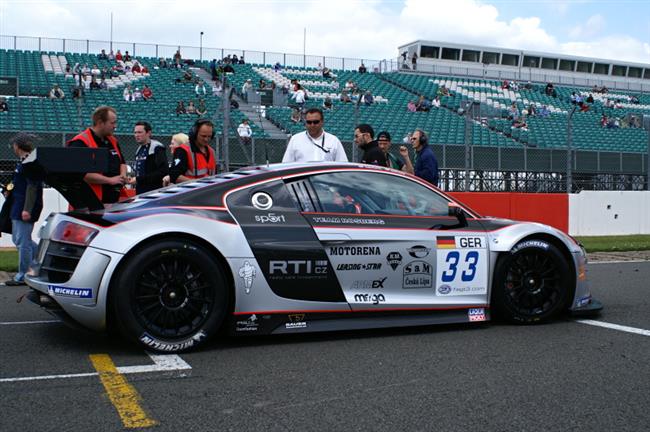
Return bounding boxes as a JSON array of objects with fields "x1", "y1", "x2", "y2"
[
  {"x1": 576, "y1": 319, "x2": 650, "y2": 337},
  {"x1": 0, "y1": 319, "x2": 61, "y2": 326},
  {"x1": 588, "y1": 260, "x2": 649, "y2": 265},
  {"x1": 0, "y1": 352, "x2": 191, "y2": 383}
]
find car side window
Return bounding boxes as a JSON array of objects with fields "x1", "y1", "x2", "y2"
[{"x1": 308, "y1": 172, "x2": 450, "y2": 216}]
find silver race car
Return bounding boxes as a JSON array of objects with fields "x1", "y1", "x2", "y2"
[{"x1": 26, "y1": 163, "x2": 602, "y2": 352}]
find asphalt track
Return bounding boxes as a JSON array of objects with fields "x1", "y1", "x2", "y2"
[{"x1": 1, "y1": 260, "x2": 648, "y2": 431}]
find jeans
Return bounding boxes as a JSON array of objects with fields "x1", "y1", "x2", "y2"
[{"x1": 12, "y1": 219, "x2": 38, "y2": 282}]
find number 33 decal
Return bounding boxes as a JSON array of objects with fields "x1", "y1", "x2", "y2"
[{"x1": 441, "y1": 251, "x2": 479, "y2": 282}]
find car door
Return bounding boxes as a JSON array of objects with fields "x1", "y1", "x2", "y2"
[{"x1": 288, "y1": 170, "x2": 490, "y2": 311}]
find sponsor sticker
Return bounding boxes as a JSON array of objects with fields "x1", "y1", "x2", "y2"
[
  {"x1": 268, "y1": 260, "x2": 328, "y2": 280},
  {"x1": 336, "y1": 263, "x2": 382, "y2": 271},
  {"x1": 312, "y1": 216, "x2": 385, "y2": 225},
  {"x1": 353, "y1": 293, "x2": 386, "y2": 305},
  {"x1": 236, "y1": 314, "x2": 259, "y2": 332},
  {"x1": 403, "y1": 260, "x2": 432, "y2": 288},
  {"x1": 437, "y1": 236, "x2": 456, "y2": 249},
  {"x1": 238, "y1": 261, "x2": 257, "y2": 294},
  {"x1": 577, "y1": 295, "x2": 592, "y2": 307},
  {"x1": 408, "y1": 245, "x2": 431, "y2": 258},
  {"x1": 350, "y1": 277, "x2": 387, "y2": 290},
  {"x1": 468, "y1": 308, "x2": 486, "y2": 322},
  {"x1": 386, "y1": 252, "x2": 403, "y2": 270},
  {"x1": 139, "y1": 330, "x2": 206, "y2": 352},
  {"x1": 455, "y1": 236, "x2": 486, "y2": 249},
  {"x1": 48, "y1": 285, "x2": 92, "y2": 299},
  {"x1": 254, "y1": 213, "x2": 285, "y2": 224},
  {"x1": 285, "y1": 314, "x2": 307, "y2": 329},
  {"x1": 329, "y1": 246, "x2": 381, "y2": 256},
  {"x1": 438, "y1": 284, "x2": 452, "y2": 295}
]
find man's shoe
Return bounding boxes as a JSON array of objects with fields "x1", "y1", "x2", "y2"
[{"x1": 4, "y1": 280, "x2": 26, "y2": 286}]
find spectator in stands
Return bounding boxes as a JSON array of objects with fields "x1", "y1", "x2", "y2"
[
  {"x1": 195, "y1": 80, "x2": 207, "y2": 96},
  {"x1": 614, "y1": 99, "x2": 623, "y2": 109},
  {"x1": 586, "y1": 94, "x2": 594, "y2": 104},
  {"x1": 142, "y1": 85, "x2": 153, "y2": 100},
  {"x1": 98, "y1": 49, "x2": 108, "y2": 60},
  {"x1": 242, "y1": 79, "x2": 253, "y2": 96},
  {"x1": 345, "y1": 80, "x2": 356, "y2": 91},
  {"x1": 432, "y1": 96, "x2": 441, "y2": 108},
  {"x1": 291, "y1": 83, "x2": 306, "y2": 109},
  {"x1": 132, "y1": 61, "x2": 142, "y2": 73},
  {"x1": 159, "y1": 57, "x2": 168, "y2": 68},
  {"x1": 411, "y1": 52, "x2": 418, "y2": 70},
  {"x1": 363, "y1": 91, "x2": 374, "y2": 106},
  {"x1": 524, "y1": 81, "x2": 533, "y2": 90},
  {"x1": 133, "y1": 87, "x2": 143, "y2": 101},
  {"x1": 545, "y1": 82, "x2": 554, "y2": 96},
  {"x1": 223, "y1": 63, "x2": 234, "y2": 73},
  {"x1": 415, "y1": 95, "x2": 429, "y2": 112},
  {"x1": 358, "y1": 63, "x2": 367, "y2": 74},
  {"x1": 258, "y1": 79, "x2": 267, "y2": 90},
  {"x1": 99, "y1": 78, "x2": 108, "y2": 90},
  {"x1": 377, "y1": 131, "x2": 403, "y2": 170},
  {"x1": 81, "y1": 63, "x2": 90, "y2": 76},
  {"x1": 340, "y1": 90, "x2": 351, "y2": 103},
  {"x1": 400, "y1": 129, "x2": 438, "y2": 185},
  {"x1": 212, "y1": 79, "x2": 223, "y2": 96},
  {"x1": 232, "y1": 54, "x2": 239, "y2": 63},
  {"x1": 512, "y1": 116, "x2": 528, "y2": 130},
  {"x1": 196, "y1": 99, "x2": 207, "y2": 117},
  {"x1": 237, "y1": 119, "x2": 252, "y2": 145},
  {"x1": 438, "y1": 85, "x2": 451, "y2": 97},
  {"x1": 0, "y1": 97, "x2": 9, "y2": 113},
  {"x1": 90, "y1": 76, "x2": 101, "y2": 90},
  {"x1": 507, "y1": 102, "x2": 519, "y2": 120},
  {"x1": 570, "y1": 92, "x2": 577, "y2": 104},
  {"x1": 510, "y1": 81, "x2": 519, "y2": 91},
  {"x1": 322, "y1": 66, "x2": 332, "y2": 78},
  {"x1": 539, "y1": 105, "x2": 550, "y2": 118},
  {"x1": 186, "y1": 100, "x2": 197, "y2": 115},
  {"x1": 600, "y1": 114, "x2": 608, "y2": 128},
  {"x1": 67, "y1": 106, "x2": 127, "y2": 208},
  {"x1": 115, "y1": 50, "x2": 123, "y2": 62},
  {"x1": 274, "y1": 62, "x2": 282, "y2": 71},
  {"x1": 123, "y1": 50, "x2": 131, "y2": 62},
  {"x1": 91, "y1": 64, "x2": 101, "y2": 76},
  {"x1": 49, "y1": 84, "x2": 65, "y2": 100},
  {"x1": 108, "y1": 49, "x2": 115, "y2": 61},
  {"x1": 100, "y1": 66, "x2": 109, "y2": 79},
  {"x1": 331, "y1": 79, "x2": 339, "y2": 90},
  {"x1": 282, "y1": 108, "x2": 347, "y2": 163},
  {"x1": 354, "y1": 124, "x2": 386, "y2": 166},
  {"x1": 291, "y1": 108, "x2": 302, "y2": 124},
  {"x1": 579, "y1": 101, "x2": 590, "y2": 112},
  {"x1": 128, "y1": 121, "x2": 168, "y2": 195},
  {"x1": 123, "y1": 84, "x2": 134, "y2": 102},
  {"x1": 323, "y1": 96, "x2": 333, "y2": 110},
  {"x1": 175, "y1": 100, "x2": 186, "y2": 116},
  {"x1": 630, "y1": 95, "x2": 640, "y2": 104},
  {"x1": 5, "y1": 134, "x2": 44, "y2": 286},
  {"x1": 407, "y1": 100, "x2": 416, "y2": 112},
  {"x1": 65, "y1": 63, "x2": 72, "y2": 76},
  {"x1": 501, "y1": 80, "x2": 510, "y2": 90},
  {"x1": 174, "y1": 49, "x2": 182, "y2": 68}
]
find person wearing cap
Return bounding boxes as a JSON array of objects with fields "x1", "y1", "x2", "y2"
[
  {"x1": 4, "y1": 134, "x2": 43, "y2": 286},
  {"x1": 377, "y1": 131, "x2": 404, "y2": 170}
]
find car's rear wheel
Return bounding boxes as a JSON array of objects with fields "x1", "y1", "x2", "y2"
[
  {"x1": 492, "y1": 239, "x2": 573, "y2": 323},
  {"x1": 111, "y1": 239, "x2": 229, "y2": 352}
]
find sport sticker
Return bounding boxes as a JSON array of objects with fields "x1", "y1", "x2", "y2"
[
  {"x1": 436, "y1": 236, "x2": 487, "y2": 296},
  {"x1": 238, "y1": 261, "x2": 257, "y2": 294}
]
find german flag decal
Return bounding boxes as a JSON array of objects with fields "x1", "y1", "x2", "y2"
[{"x1": 437, "y1": 236, "x2": 456, "y2": 249}]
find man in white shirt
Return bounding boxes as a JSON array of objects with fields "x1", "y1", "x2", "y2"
[
  {"x1": 282, "y1": 108, "x2": 348, "y2": 163},
  {"x1": 237, "y1": 119, "x2": 252, "y2": 145}
]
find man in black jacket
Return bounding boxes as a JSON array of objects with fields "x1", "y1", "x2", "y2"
[
  {"x1": 354, "y1": 124, "x2": 387, "y2": 167},
  {"x1": 128, "y1": 121, "x2": 168, "y2": 194}
]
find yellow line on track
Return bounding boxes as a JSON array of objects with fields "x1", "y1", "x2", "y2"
[{"x1": 89, "y1": 354, "x2": 158, "y2": 429}]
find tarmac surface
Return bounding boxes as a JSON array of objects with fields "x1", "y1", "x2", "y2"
[{"x1": 0, "y1": 258, "x2": 649, "y2": 431}]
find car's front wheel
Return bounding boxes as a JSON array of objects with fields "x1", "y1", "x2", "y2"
[
  {"x1": 110, "y1": 239, "x2": 229, "y2": 352},
  {"x1": 492, "y1": 239, "x2": 573, "y2": 323}
]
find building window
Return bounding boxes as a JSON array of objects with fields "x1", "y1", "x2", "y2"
[
  {"x1": 593, "y1": 63, "x2": 609, "y2": 75},
  {"x1": 461, "y1": 49, "x2": 480, "y2": 62},
  {"x1": 420, "y1": 46, "x2": 439, "y2": 59},
  {"x1": 628, "y1": 67, "x2": 642, "y2": 78},
  {"x1": 644, "y1": 69, "x2": 650, "y2": 79},
  {"x1": 501, "y1": 54, "x2": 519, "y2": 66},
  {"x1": 441, "y1": 48, "x2": 461, "y2": 61},
  {"x1": 559, "y1": 60, "x2": 575, "y2": 71},
  {"x1": 541, "y1": 58, "x2": 558, "y2": 70},
  {"x1": 523, "y1": 56, "x2": 540, "y2": 68},
  {"x1": 576, "y1": 61, "x2": 592, "y2": 73},
  {"x1": 611, "y1": 65, "x2": 627, "y2": 76},
  {"x1": 481, "y1": 52, "x2": 499, "y2": 65}
]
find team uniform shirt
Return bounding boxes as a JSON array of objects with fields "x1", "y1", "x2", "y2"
[
  {"x1": 414, "y1": 144, "x2": 439, "y2": 186},
  {"x1": 282, "y1": 131, "x2": 348, "y2": 163}
]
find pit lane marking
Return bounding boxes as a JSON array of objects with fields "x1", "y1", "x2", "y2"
[
  {"x1": 576, "y1": 319, "x2": 650, "y2": 337},
  {"x1": 89, "y1": 354, "x2": 158, "y2": 429},
  {"x1": 0, "y1": 319, "x2": 61, "y2": 326},
  {"x1": 0, "y1": 352, "x2": 191, "y2": 383}
]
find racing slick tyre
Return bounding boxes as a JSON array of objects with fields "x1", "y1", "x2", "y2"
[
  {"x1": 492, "y1": 239, "x2": 573, "y2": 324},
  {"x1": 110, "y1": 239, "x2": 229, "y2": 352}
]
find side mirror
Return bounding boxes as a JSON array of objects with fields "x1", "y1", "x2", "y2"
[{"x1": 448, "y1": 203, "x2": 468, "y2": 228}]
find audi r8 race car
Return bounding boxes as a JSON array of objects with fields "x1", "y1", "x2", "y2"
[{"x1": 26, "y1": 162, "x2": 602, "y2": 352}]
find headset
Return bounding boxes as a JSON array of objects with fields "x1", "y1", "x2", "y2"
[
  {"x1": 414, "y1": 129, "x2": 428, "y2": 145},
  {"x1": 188, "y1": 118, "x2": 216, "y2": 145}
]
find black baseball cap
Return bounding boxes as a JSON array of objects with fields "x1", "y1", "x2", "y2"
[{"x1": 377, "y1": 131, "x2": 391, "y2": 141}]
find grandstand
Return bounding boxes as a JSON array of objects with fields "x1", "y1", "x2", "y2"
[{"x1": 0, "y1": 35, "x2": 648, "y2": 192}]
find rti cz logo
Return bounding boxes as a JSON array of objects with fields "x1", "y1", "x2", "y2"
[
  {"x1": 269, "y1": 260, "x2": 328, "y2": 275},
  {"x1": 254, "y1": 213, "x2": 286, "y2": 224}
]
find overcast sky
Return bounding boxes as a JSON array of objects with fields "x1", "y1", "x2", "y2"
[{"x1": 0, "y1": 0, "x2": 649, "y2": 64}]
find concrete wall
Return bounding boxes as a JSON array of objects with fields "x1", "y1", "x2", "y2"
[
  {"x1": 0, "y1": 189, "x2": 68, "y2": 247},
  {"x1": 569, "y1": 191, "x2": 650, "y2": 236}
]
